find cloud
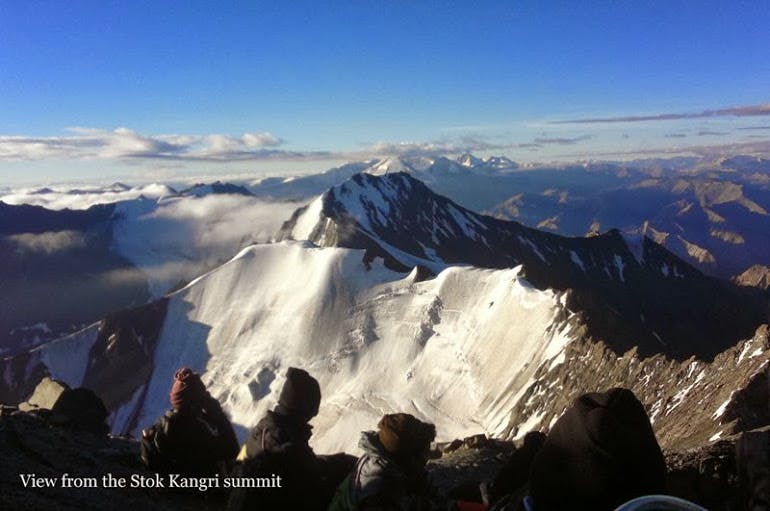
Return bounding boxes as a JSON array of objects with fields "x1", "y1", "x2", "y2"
[
  {"x1": 112, "y1": 194, "x2": 301, "y2": 295},
  {"x1": 553, "y1": 102, "x2": 770, "y2": 124},
  {"x1": 358, "y1": 134, "x2": 593, "y2": 157},
  {"x1": 697, "y1": 131, "x2": 728, "y2": 136},
  {"x1": 664, "y1": 133, "x2": 687, "y2": 138},
  {"x1": 533, "y1": 135, "x2": 592, "y2": 145},
  {"x1": 0, "y1": 183, "x2": 174, "y2": 210},
  {"x1": 738, "y1": 126, "x2": 770, "y2": 131},
  {"x1": 7, "y1": 230, "x2": 87, "y2": 254},
  {"x1": 0, "y1": 127, "x2": 294, "y2": 162},
  {"x1": 558, "y1": 137, "x2": 770, "y2": 160},
  {"x1": 360, "y1": 135, "x2": 503, "y2": 157}
]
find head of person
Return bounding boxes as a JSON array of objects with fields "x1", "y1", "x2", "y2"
[
  {"x1": 521, "y1": 430, "x2": 546, "y2": 451},
  {"x1": 169, "y1": 367, "x2": 207, "y2": 413},
  {"x1": 275, "y1": 367, "x2": 321, "y2": 422},
  {"x1": 528, "y1": 387, "x2": 666, "y2": 510},
  {"x1": 377, "y1": 413, "x2": 436, "y2": 473}
]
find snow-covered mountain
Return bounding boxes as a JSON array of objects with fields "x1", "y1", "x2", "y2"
[
  {"x1": 4, "y1": 238, "x2": 765, "y2": 454},
  {"x1": 248, "y1": 154, "x2": 770, "y2": 281},
  {"x1": 0, "y1": 241, "x2": 577, "y2": 453},
  {"x1": 2, "y1": 171, "x2": 768, "y2": 457},
  {"x1": 278, "y1": 172, "x2": 767, "y2": 359}
]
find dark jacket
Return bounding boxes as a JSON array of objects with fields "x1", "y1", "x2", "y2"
[
  {"x1": 141, "y1": 396, "x2": 239, "y2": 476},
  {"x1": 244, "y1": 409, "x2": 317, "y2": 462},
  {"x1": 230, "y1": 410, "x2": 354, "y2": 511},
  {"x1": 528, "y1": 388, "x2": 666, "y2": 510},
  {"x1": 328, "y1": 431, "x2": 436, "y2": 511},
  {"x1": 489, "y1": 431, "x2": 546, "y2": 504}
]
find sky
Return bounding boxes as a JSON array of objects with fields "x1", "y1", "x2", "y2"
[{"x1": 1, "y1": 0, "x2": 770, "y2": 185}]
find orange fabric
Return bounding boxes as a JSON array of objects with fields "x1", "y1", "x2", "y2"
[{"x1": 455, "y1": 501, "x2": 488, "y2": 511}]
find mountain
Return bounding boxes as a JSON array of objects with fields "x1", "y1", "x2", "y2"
[
  {"x1": 0, "y1": 185, "x2": 297, "y2": 354},
  {"x1": 178, "y1": 181, "x2": 253, "y2": 197},
  {"x1": 277, "y1": 172, "x2": 768, "y2": 360},
  {"x1": 0, "y1": 201, "x2": 151, "y2": 355},
  {"x1": 247, "y1": 161, "x2": 376, "y2": 200},
  {"x1": 248, "y1": 154, "x2": 770, "y2": 282},
  {"x1": 3, "y1": 172, "x2": 767, "y2": 458},
  {"x1": 734, "y1": 264, "x2": 770, "y2": 290},
  {"x1": 0, "y1": 242, "x2": 580, "y2": 453}
]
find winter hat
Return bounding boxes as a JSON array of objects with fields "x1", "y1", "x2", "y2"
[
  {"x1": 529, "y1": 387, "x2": 666, "y2": 511},
  {"x1": 169, "y1": 367, "x2": 206, "y2": 410},
  {"x1": 377, "y1": 413, "x2": 436, "y2": 458},
  {"x1": 277, "y1": 367, "x2": 321, "y2": 420}
]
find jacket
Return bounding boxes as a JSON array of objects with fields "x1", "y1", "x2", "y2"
[
  {"x1": 141, "y1": 397, "x2": 239, "y2": 476},
  {"x1": 328, "y1": 431, "x2": 436, "y2": 511}
]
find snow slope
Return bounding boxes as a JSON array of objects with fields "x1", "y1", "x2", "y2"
[{"x1": 125, "y1": 241, "x2": 573, "y2": 453}]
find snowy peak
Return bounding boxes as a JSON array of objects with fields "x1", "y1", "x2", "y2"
[
  {"x1": 457, "y1": 153, "x2": 483, "y2": 168},
  {"x1": 279, "y1": 172, "x2": 768, "y2": 360},
  {"x1": 361, "y1": 154, "x2": 519, "y2": 178},
  {"x1": 365, "y1": 157, "x2": 416, "y2": 175},
  {"x1": 482, "y1": 155, "x2": 518, "y2": 170}
]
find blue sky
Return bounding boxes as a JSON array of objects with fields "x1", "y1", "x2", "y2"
[{"x1": 1, "y1": 0, "x2": 770, "y2": 184}]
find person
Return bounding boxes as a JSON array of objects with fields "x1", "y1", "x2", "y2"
[
  {"x1": 241, "y1": 366, "x2": 322, "y2": 462},
  {"x1": 328, "y1": 412, "x2": 438, "y2": 511},
  {"x1": 526, "y1": 387, "x2": 667, "y2": 510},
  {"x1": 486, "y1": 431, "x2": 546, "y2": 505},
  {"x1": 140, "y1": 367, "x2": 239, "y2": 476},
  {"x1": 229, "y1": 367, "x2": 354, "y2": 511}
]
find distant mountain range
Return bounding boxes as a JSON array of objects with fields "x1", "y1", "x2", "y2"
[{"x1": 251, "y1": 153, "x2": 770, "y2": 282}]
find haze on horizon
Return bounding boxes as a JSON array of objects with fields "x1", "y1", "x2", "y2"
[{"x1": 1, "y1": 0, "x2": 769, "y2": 186}]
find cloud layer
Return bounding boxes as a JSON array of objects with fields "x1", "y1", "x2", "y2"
[
  {"x1": 0, "y1": 183, "x2": 175, "y2": 210},
  {"x1": 8, "y1": 230, "x2": 87, "y2": 254},
  {"x1": 0, "y1": 127, "x2": 292, "y2": 162},
  {"x1": 553, "y1": 103, "x2": 770, "y2": 124}
]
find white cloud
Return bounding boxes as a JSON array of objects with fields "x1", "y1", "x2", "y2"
[
  {"x1": 0, "y1": 127, "x2": 286, "y2": 162},
  {"x1": 7, "y1": 230, "x2": 87, "y2": 254},
  {"x1": 112, "y1": 194, "x2": 301, "y2": 295},
  {"x1": 361, "y1": 136, "x2": 504, "y2": 157},
  {"x1": 0, "y1": 183, "x2": 174, "y2": 210}
]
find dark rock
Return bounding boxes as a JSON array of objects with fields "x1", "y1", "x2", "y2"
[
  {"x1": 736, "y1": 426, "x2": 770, "y2": 511},
  {"x1": 0, "y1": 410, "x2": 222, "y2": 510}
]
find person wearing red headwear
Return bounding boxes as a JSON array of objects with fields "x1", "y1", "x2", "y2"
[{"x1": 140, "y1": 367, "x2": 239, "y2": 477}]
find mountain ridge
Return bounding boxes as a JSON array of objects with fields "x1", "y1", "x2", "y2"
[{"x1": 278, "y1": 172, "x2": 768, "y2": 360}]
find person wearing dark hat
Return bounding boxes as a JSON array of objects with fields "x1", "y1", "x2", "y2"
[
  {"x1": 140, "y1": 367, "x2": 239, "y2": 476},
  {"x1": 241, "y1": 366, "x2": 322, "y2": 460},
  {"x1": 527, "y1": 387, "x2": 667, "y2": 511},
  {"x1": 229, "y1": 367, "x2": 354, "y2": 511},
  {"x1": 328, "y1": 412, "x2": 438, "y2": 511}
]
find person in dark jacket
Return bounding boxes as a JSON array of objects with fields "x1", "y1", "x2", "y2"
[
  {"x1": 140, "y1": 367, "x2": 239, "y2": 477},
  {"x1": 527, "y1": 387, "x2": 667, "y2": 511},
  {"x1": 487, "y1": 430, "x2": 546, "y2": 505},
  {"x1": 242, "y1": 366, "x2": 322, "y2": 461},
  {"x1": 229, "y1": 367, "x2": 354, "y2": 511},
  {"x1": 328, "y1": 412, "x2": 438, "y2": 511}
]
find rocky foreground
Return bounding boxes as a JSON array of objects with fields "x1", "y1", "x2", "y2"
[{"x1": 2, "y1": 407, "x2": 765, "y2": 511}]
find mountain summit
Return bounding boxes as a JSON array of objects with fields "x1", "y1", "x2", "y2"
[{"x1": 279, "y1": 172, "x2": 767, "y2": 359}]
